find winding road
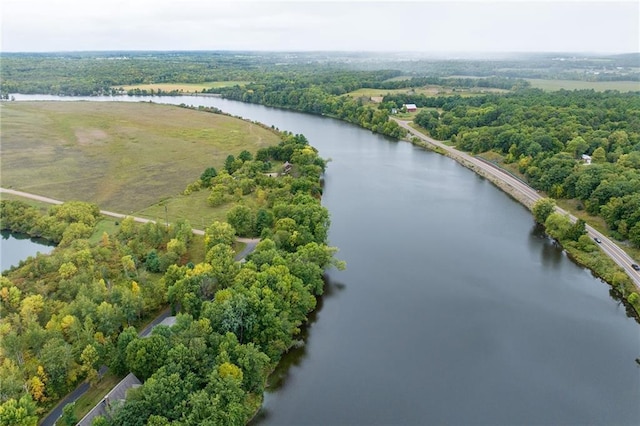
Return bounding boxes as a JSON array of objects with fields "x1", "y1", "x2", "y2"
[
  {"x1": 0, "y1": 187, "x2": 259, "y2": 262},
  {"x1": 392, "y1": 118, "x2": 640, "y2": 290},
  {"x1": 1, "y1": 187, "x2": 258, "y2": 425}
]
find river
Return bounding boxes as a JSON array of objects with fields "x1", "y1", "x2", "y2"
[{"x1": 8, "y1": 94, "x2": 640, "y2": 425}]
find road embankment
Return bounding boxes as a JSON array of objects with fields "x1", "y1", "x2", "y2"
[{"x1": 392, "y1": 118, "x2": 640, "y2": 298}]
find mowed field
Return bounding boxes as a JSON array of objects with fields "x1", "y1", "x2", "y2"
[
  {"x1": 525, "y1": 79, "x2": 640, "y2": 92},
  {"x1": 117, "y1": 81, "x2": 249, "y2": 93},
  {"x1": 0, "y1": 101, "x2": 279, "y2": 214}
]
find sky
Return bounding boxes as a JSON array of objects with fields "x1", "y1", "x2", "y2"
[{"x1": 1, "y1": 0, "x2": 638, "y2": 54}]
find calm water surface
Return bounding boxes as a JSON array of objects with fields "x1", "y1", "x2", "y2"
[
  {"x1": 10, "y1": 94, "x2": 640, "y2": 425},
  {"x1": 1, "y1": 230, "x2": 55, "y2": 272}
]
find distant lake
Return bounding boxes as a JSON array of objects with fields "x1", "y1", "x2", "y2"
[{"x1": 1, "y1": 230, "x2": 55, "y2": 272}]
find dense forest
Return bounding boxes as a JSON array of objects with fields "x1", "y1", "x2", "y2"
[
  {"x1": 2, "y1": 51, "x2": 638, "y2": 97},
  {"x1": 0, "y1": 133, "x2": 344, "y2": 425},
  {"x1": 1, "y1": 50, "x2": 639, "y2": 424}
]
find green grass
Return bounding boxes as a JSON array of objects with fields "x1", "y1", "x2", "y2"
[
  {"x1": 132, "y1": 188, "x2": 260, "y2": 229},
  {"x1": 42, "y1": 372, "x2": 123, "y2": 424},
  {"x1": 383, "y1": 75, "x2": 414, "y2": 82},
  {"x1": 117, "y1": 81, "x2": 249, "y2": 92},
  {"x1": 0, "y1": 102, "x2": 280, "y2": 214},
  {"x1": 345, "y1": 86, "x2": 508, "y2": 100},
  {"x1": 525, "y1": 79, "x2": 640, "y2": 92},
  {"x1": 187, "y1": 234, "x2": 206, "y2": 264},
  {"x1": 88, "y1": 219, "x2": 121, "y2": 244},
  {"x1": 345, "y1": 87, "x2": 449, "y2": 98},
  {"x1": 0, "y1": 192, "x2": 52, "y2": 214}
]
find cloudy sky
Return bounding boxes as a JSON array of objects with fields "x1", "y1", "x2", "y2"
[{"x1": 1, "y1": 0, "x2": 638, "y2": 54}]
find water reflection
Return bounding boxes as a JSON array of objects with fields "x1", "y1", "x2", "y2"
[
  {"x1": 528, "y1": 223, "x2": 564, "y2": 269},
  {"x1": 249, "y1": 274, "x2": 346, "y2": 424},
  {"x1": 1, "y1": 230, "x2": 55, "y2": 272}
]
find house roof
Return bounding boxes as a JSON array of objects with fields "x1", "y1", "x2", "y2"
[
  {"x1": 404, "y1": 103, "x2": 417, "y2": 109},
  {"x1": 77, "y1": 373, "x2": 142, "y2": 426},
  {"x1": 140, "y1": 316, "x2": 177, "y2": 338}
]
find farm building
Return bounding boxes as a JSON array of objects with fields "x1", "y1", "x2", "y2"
[{"x1": 403, "y1": 103, "x2": 417, "y2": 112}]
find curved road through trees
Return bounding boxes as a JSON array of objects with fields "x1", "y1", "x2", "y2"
[
  {"x1": 391, "y1": 118, "x2": 640, "y2": 290},
  {"x1": 1, "y1": 187, "x2": 258, "y2": 425},
  {"x1": 0, "y1": 187, "x2": 259, "y2": 261}
]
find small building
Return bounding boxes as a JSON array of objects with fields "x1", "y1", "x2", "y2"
[
  {"x1": 403, "y1": 103, "x2": 417, "y2": 112},
  {"x1": 283, "y1": 161, "x2": 292, "y2": 174},
  {"x1": 77, "y1": 373, "x2": 142, "y2": 425},
  {"x1": 141, "y1": 316, "x2": 177, "y2": 338},
  {"x1": 581, "y1": 154, "x2": 592, "y2": 165}
]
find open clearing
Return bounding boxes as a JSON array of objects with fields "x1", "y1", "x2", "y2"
[
  {"x1": 0, "y1": 101, "x2": 279, "y2": 213},
  {"x1": 525, "y1": 79, "x2": 640, "y2": 92},
  {"x1": 345, "y1": 86, "x2": 507, "y2": 100},
  {"x1": 116, "y1": 81, "x2": 249, "y2": 93}
]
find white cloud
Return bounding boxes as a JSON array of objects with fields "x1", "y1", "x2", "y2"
[{"x1": 1, "y1": 1, "x2": 638, "y2": 53}]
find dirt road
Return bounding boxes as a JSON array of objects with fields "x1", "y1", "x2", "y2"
[{"x1": 0, "y1": 187, "x2": 259, "y2": 261}]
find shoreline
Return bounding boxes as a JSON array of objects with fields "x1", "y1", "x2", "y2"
[{"x1": 393, "y1": 119, "x2": 640, "y2": 317}]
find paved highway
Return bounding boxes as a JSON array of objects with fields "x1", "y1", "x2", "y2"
[{"x1": 392, "y1": 118, "x2": 640, "y2": 290}]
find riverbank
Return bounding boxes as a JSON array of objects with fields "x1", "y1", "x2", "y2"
[
  {"x1": 396, "y1": 120, "x2": 640, "y2": 317},
  {"x1": 6, "y1": 94, "x2": 638, "y2": 424}
]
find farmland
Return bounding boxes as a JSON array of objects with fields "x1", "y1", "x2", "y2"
[
  {"x1": 0, "y1": 101, "x2": 280, "y2": 214},
  {"x1": 525, "y1": 78, "x2": 640, "y2": 92},
  {"x1": 116, "y1": 81, "x2": 249, "y2": 93}
]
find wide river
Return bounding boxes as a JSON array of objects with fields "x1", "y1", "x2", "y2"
[{"x1": 9, "y1": 95, "x2": 640, "y2": 425}]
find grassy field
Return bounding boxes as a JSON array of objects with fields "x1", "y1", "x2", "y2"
[
  {"x1": 525, "y1": 79, "x2": 640, "y2": 92},
  {"x1": 345, "y1": 86, "x2": 507, "y2": 100},
  {"x1": 0, "y1": 101, "x2": 280, "y2": 214},
  {"x1": 134, "y1": 187, "x2": 259, "y2": 229},
  {"x1": 117, "y1": 81, "x2": 249, "y2": 93},
  {"x1": 345, "y1": 87, "x2": 447, "y2": 98}
]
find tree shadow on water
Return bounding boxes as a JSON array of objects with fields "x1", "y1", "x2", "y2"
[
  {"x1": 529, "y1": 223, "x2": 563, "y2": 269},
  {"x1": 250, "y1": 274, "x2": 346, "y2": 424}
]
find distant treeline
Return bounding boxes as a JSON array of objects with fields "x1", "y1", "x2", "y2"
[{"x1": 1, "y1": 51, "x2": 568, "y2": 97}]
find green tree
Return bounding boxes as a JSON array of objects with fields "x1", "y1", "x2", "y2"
[
  {"x1": 544, "y1": 212, "x2": 572, "y2": 240},
  {"x1": 532, "y1": 197, "x2": 556, "y2": 224},
  {"x1": 225, "y1": 155, "x2": 238, "y2": 174},
  {"x1": 238, "y1": 150, "x2": 253, "y2": 162},
  {"x1": 40, "y1": 338, "x2": 73, "y2": 397},
  {"x1": 200, "y1": 167, "x2": 218, "y2": 187},
  {"x1": 110, "y1": 326, "x2": 138, "y2": 376},
  {"x1": 205, "y1": 221, "x2": 236, "y2": 251},
  {"x1": 59, "y1": 402, "x2": 77, "y2": 426},
  {"x1": 226, "y1": 205, "x2": 254, "y2": 237},
  {"x1": 205, "y1": 244, "x2": 240, "y2": 288},
  {"x1": 125, "y1": 335, "x2": 169, "y2": 380},
  {"x1": 80, "y1": 344, "x2": 100, "y2": 386},
  {"x1": 0, "y1": 395, "x2": 38, "y2": 426},
  {"x1": 566, "y1": 218, "x2": 586, "y2": 242},
  {"x1": 591, "y1": 146, "x2": 606, "y2": 163},
  {"x1": 565, "y1": 136, "x2": 588, "y2": 158}
]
